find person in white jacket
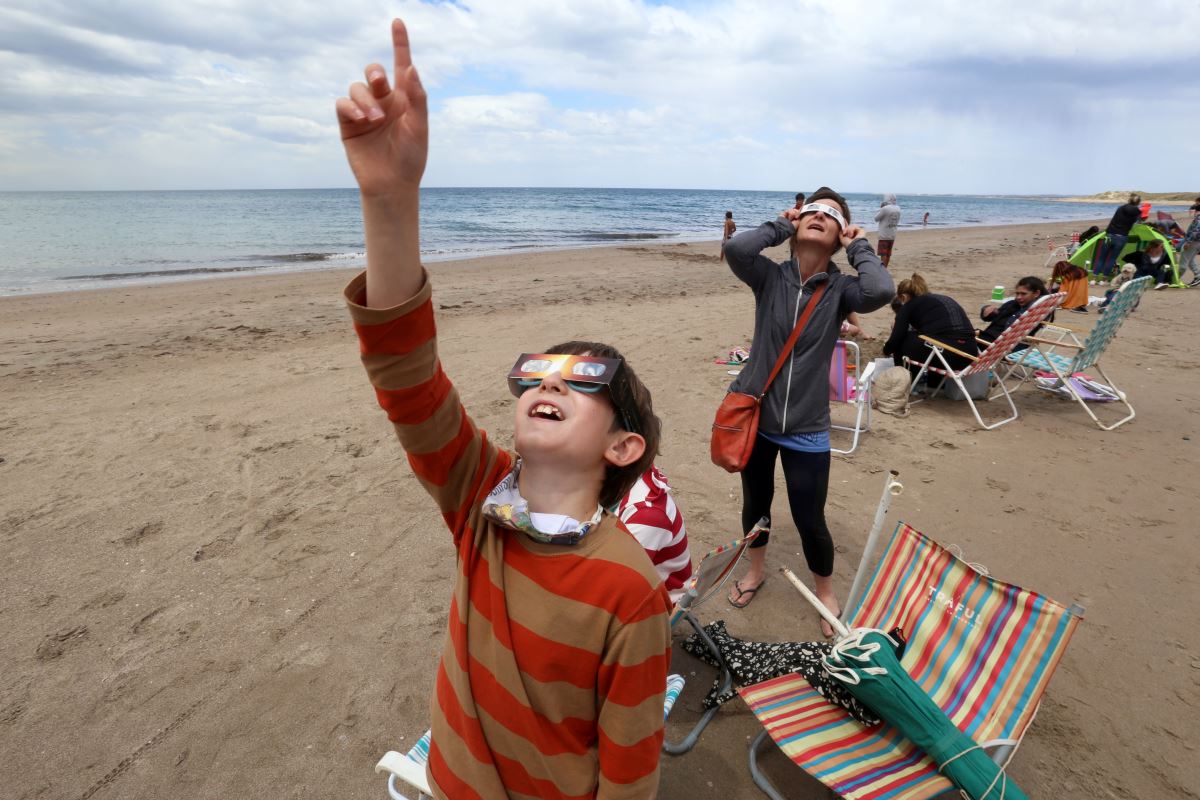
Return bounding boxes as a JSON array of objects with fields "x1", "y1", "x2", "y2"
[{"x1": 874, "y1": 193, "x2": 901, "y2": 267}]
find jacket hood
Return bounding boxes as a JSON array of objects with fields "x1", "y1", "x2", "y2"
[{"x1": 882, "y1": 193, "x2": 898, "y2": 205}]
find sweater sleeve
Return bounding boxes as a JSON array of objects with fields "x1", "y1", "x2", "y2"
[
  {"x1": 882, "y1": 298, "x2": 916, "y2": 356},
  {"x1": 722, "y1": 217, "x2": 794, "y2": 293},
  {"x1": 344, "y1": 270, "x2": 511, "y2": 545},
  {"x1": 595, "y1": 587, "x2": 672, "y2": 799},
  {"x1": 838, "y1": 238, "x2": 896, "y2": 314}
]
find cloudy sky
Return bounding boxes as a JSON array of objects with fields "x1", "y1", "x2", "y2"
[{"x1": 1, "y1": 0, "x2": 1197, "y2": 194}]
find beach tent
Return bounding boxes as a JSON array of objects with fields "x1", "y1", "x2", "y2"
[{"x1": 1069, "y1": 222, "x2": 1183, "y2": 286}]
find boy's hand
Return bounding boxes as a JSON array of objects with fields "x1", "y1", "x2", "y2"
[{"x1": 335, "y1": 19, "x2": 428, "y2": 198}]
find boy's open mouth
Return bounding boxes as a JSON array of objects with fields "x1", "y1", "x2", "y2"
[{"x1": 530, "y1": 402, "x2": 564, "y2": 421}]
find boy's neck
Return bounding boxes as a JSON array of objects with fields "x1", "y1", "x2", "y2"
[{"x1": 518, "y1": 460, "x2": 604, "y2": 522}]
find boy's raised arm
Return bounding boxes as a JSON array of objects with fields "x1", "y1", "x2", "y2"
[
  {"x1": 338, "y1": 22, "x2": 511, "y2": 539},
  {"x1": 335, "y1": 19, "x2": 427, "y2": 308}
]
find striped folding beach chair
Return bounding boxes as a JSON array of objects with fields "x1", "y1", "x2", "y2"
[
  {"x1": 740, "y1": 522, "x2": 1082, "y2": 800},
  {"x1": 1000, "y1": 276, "x2": 1151, "y2": 431},
  {"x1": 904, "y1": 293, "x2": 1065, "y2": 430}
]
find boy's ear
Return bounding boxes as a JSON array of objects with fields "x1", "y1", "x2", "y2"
[{"x1": 604, "y1": 430, "x2": 646, "y2": 468}]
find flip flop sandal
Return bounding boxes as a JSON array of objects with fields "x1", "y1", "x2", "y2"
[{"x1": 727, "y1": 578, "x2": 766, "y2": 609}]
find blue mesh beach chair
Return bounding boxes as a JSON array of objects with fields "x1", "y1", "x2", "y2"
[{"x1": 1001, "y1": 276, "x2": 1151, "y2": 430}]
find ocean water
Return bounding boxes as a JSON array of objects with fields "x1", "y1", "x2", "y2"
[{"x1": 0, "y1": 188, "x2": 1170, "y2": 296}]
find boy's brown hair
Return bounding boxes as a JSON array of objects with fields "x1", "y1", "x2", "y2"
[{"x1": 545, "y1": 340, "x2": 661, "y2": 508}]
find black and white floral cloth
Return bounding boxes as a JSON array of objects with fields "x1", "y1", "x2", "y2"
[{"x1": 680, "y1": 619, "x2": 883, "y2": 726}]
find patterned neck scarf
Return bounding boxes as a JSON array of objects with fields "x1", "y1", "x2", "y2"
[{"x1": 481, "y1": 460, "x2": 603, "y2": 545}]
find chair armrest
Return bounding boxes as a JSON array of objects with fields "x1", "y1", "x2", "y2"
[
  {"x1": 919, "y1": 335, "x2": 979, "y2": 363},
  {"x1": 1023, "y1": 335, "x2": 1082, "y2": 350},
  {"x1": 376, "y1": 752, "x2": 432, "y2": 795}
]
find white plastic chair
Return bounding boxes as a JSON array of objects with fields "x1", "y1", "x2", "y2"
[{"x1": 829, "y1": 339, "x2": 876, "y2": 455}]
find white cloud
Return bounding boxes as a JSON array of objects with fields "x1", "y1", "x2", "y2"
[{"x1": 0, "y1": 0, "x2": 1197, "y2": 192}]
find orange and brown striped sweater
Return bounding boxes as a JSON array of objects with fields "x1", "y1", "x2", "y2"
[{"x1": 345, "y1": 272, "x2": 672, "y2": 800}]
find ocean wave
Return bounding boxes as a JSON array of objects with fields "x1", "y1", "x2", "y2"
[
  {"x1": 562, "y1": 232, "x2": 675, "y2": 241},
  {"x1": 58, "y1": 265, "x2": 268, "y2": 281}
]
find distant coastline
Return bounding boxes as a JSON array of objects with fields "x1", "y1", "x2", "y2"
[{"x1": 1051, "y1": 190, "x2": 1197, "y2": 204}]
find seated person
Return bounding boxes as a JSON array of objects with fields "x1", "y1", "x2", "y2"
[
  {"x1": 337, "y1": 22, "x2": 671, "y2": 798},
  {"x1": 839, "y1": 310, "x2": 874, "y2": 339},
  {"x1": 1099, "y1": 263, "x2": 1140, "y2": 310},
  {"x1": 882, "y1": 274, "x2": 978, "y2": 377},
  {"x1": 978, "y1": 276, "x2": 1049, "y2": 343},
  {"x1": 617, "y1": 465, "x2": 693, "y2": 606},
  {"x1": 1049, "y1": 260, "x2": 1089, "y2": 313},
  {"x1": 1123, "y1": 240, "x2": 1173, "y2": 288}
]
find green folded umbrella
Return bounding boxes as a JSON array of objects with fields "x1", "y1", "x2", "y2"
[{"x1": 823, "y1": 629, "x2": 1027, "y2": 800}]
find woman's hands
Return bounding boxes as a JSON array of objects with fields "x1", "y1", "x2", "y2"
[
  {"x1": 335, "y1": 19, "x2": 428, "y2": 198},
  {"x1": 840, "y1": 225, "x2": 866, "y2": 248}
]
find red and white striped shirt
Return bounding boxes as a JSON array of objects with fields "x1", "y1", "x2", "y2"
[{"x1": 618, "y1": 466, "x2": 693, "y2": 605}]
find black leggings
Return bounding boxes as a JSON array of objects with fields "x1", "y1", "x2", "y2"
[{"x1": 740, "y1": 435, "x2": 834, "y2": 577}]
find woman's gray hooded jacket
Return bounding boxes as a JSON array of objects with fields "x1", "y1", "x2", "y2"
[{"x1": 723, "y1": 217, "x2": 895, "y2": 435}]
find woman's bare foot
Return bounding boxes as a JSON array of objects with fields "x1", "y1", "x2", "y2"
[
  {"x1": 729, "y1": 545, "x2": 769, "y2": 609},
  {"x1": 813, "y1": 572, "x2": 840, "y2": 639},
  {"x1": 817, "y1": 593, "x2": 841, "y2": 638}
]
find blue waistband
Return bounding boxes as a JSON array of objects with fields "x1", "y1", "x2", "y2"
[{"x1": 758, "y1": 429, "x2": 830, "y2": 453}]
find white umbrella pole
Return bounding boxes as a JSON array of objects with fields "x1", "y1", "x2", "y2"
[
  {"x1": 782, "y1": 567, "x2": 851, "y2": 640},
  {"x1": 842, "y1": 470, "x2": 903, "y2": 622}
]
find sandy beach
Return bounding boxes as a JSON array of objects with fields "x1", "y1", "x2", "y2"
[{"x1": 2, "y1": 218, "x2": 1198, "y2": 800}]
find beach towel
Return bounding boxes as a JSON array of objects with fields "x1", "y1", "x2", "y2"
[{"x1": 1035, "y1": 374, "x2": 1119, "y2": 402}]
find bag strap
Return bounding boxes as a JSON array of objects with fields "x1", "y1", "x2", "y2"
[{"x1": 759, "y1": 282, "x2": 828, "y2": 398}]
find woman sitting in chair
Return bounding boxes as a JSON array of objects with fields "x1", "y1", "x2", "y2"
[
  {"x1": 978, "y1": 276, "x2": 1049, "y2": 343},
  {"x1": 882, "y1": 274, "x2": 978, "y2": 379},
  {"x1": 1049, "y1": 260, "x2": 1089, "y2": 313}
]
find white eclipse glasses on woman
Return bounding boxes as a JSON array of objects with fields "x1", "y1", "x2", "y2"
[{"x1": 798, "y1": 202, "x2": 847, "y2": 231}]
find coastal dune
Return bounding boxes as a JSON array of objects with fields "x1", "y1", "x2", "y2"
[{"x1": 1, "y1": 219, "x2": 1197, "y2": 799}]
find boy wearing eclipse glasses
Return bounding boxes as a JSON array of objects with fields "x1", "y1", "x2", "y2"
[{"x1": 336, "y1": 21, "x2": 670, "y2": 799}]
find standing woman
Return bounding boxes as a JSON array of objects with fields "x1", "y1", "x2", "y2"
[
  {"x1": 1094, "y1": 193, "x2": 1141, "y2": 282},
  {"x1": 722, "y1": 187, "x2": 894, "y2": 634}
]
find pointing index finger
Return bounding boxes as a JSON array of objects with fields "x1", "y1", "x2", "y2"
[{"x1": 392, "y1": 19, "x2": 412, "y2": 83}]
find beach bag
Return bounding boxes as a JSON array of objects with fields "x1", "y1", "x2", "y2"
[
  {"x1": 711, "y1": 284, "x2": 827, "y2": 472},
  {"x1": 871, "y1": 366, "x2": 911, "y2": 417}
]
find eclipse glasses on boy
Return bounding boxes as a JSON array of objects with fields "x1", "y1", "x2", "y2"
[
  {"x1": 508, "y1": 353, "x2": 643, "y2": 436},
  {"x1": 797, "y1": 202, "x2": 847, "y2": 232}
]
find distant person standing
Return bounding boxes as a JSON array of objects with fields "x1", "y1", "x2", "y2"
[
  {"x1": 1180, "y1": 210, "x2": 1200, "y2": 286},
  {"x1": 720, "y1": 210, "x2": 736, "y2": 262},
  {"x1": 874, "y1": 193, "x2": 901, "y2": 267},
  {"x1": 794, "y1": 192, "x2": 806, "y2": 210},
  {"x1": 1094, "y1": 193, "x2": 1141, "y2": 283},
  {"x1": 922, "y1": 211, "x2": 930, "y2": 227}
]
